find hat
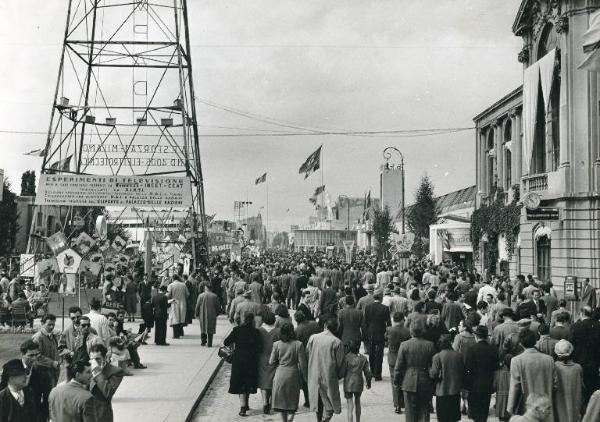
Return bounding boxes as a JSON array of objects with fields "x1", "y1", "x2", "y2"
[
  {"x1": 2, "y1": 359, "x2": 28, "y2": 378},
  {"x1": 517, "y1": 318, "x2": 532, "y2": 327},
  {"x1": 554, "y1": 339, "x2": 574, "y2": 358},
  {"x1": 473, "y1": 325, "x2": 488, "y2": 338}
]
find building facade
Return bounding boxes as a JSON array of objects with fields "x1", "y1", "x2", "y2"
[{"x1": 474, "y1": 0, "x2": 600, "y2": 289}]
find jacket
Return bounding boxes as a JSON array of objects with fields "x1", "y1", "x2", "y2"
[
  {"x1": 394, "y1": 337, "x2": 435, "y2": 393},
  {"x1": 386, "y1": 324, "x2": 411, "y2": 367},
  {"x1": 464, "y1": 340, "x2": 499, "y2": 393},
  {"x1": 49, "y1": 380, "x2": 97, "y2": 422},
  {"x1": 364, "y1": 301, "x2": 391, "y2": 342},
  {"x1": 90, "y1": 364, "x2": 125, "y2": 422},
  {"x1": 430, "y1": 349, "x2": 463, "y2": 396}
]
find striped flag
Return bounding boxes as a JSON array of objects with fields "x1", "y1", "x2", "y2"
[
  {"x1": 313, "y1": 185, "x2": 325, "y2": 197},
  {"x1": 23, "y1": 147, "x2": 47, "y2": 157},
  {"x1": 49, "y1": 154, "x2": 73, "y2": 172},
  {"x1": 255, "y1": 172, "x2": 267, "y2": 185},
  {"x1": 298, "y1": 145, "x2": 321, "y2": 179}
]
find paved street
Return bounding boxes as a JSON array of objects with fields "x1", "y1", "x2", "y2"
[
  {"x1": 112, "y1": 315, "x2": 231, "y2": 422},
  {"x1": 192, "y1": 357, "x2": 501, "y2": 422}
]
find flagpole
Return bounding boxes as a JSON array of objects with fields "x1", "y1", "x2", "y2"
[
  {"x1": 266, "y1": 176, "x2": 269, "y2": 248},
  {"x1": 320, "y1": 146, "x2": 324, "y2": 223}
]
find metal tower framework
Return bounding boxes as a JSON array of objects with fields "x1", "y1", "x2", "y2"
[{"x1": 37, "y1": 0, "x2": 208, "y2": 264}]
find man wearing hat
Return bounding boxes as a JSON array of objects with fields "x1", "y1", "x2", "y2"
[
  {"x1": 0, "y1": 359, "x2": 39, "y2": 422},
  {"x1": 464, "y1": 325, "x2": 498, "y2": 422},
  {"x1": 364, "y1": 291, "x2": 391, "y2": 381},
  {"x1": 492, "y1": 308, "x2": 520, "y2": 350},
  {"x1": 151, "y1": 285, "x2": 170, "y2": 346},
  {"x1": 356, "y1": 284, "x2": 375, "y2": 312},
  {"x1": 233, "y1": 289, "x2": 263, "y2": 327},
  {"x1": 227, "y1": 286, "x2": 246, "y2": 324}
]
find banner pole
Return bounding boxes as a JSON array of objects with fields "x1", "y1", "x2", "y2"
[{"x1": 266, "y1": 178, "x2": 269, "y2": 248}]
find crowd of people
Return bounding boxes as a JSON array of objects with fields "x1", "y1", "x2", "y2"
[
  {"x1": 2, "y1": 249, "x2": 600, "y2": 422},
  {"x1": 211, "y1": 250, "x2": 600, "y2": 422}
]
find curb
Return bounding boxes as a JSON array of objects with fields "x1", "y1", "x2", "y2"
[{"x1": 184, "y1": 341, "x2": 229, "y2": 422}]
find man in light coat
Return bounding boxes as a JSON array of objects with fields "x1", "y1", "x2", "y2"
[
  {"x1": 195, "y1": 284, "x2": 220, "y2": 347},
  {"x1": 49, "y1": 360, "x2": 97, "y2": 422},
  {"x1": 85, "y1": 298, "x2": 111, "y2": 347},
  {"x1": 307, "y1": 317, "x2": 345, "y2": 422},
  {"x1": 507, "y1": 329, "x2": 556, "y2": 421},
  {"x1": 167, "y1": 275, "x2": 189, "y2": 338}
]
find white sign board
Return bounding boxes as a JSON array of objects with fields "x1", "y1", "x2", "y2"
[
  {"x1": 57, "y1": 249, "x2": 82, "y2": 274},
  {"x1": 20, "y1": 254, "x2": 36, "y2": 277},
  {"x1": 36, "y1": 174, "x2": 192, "y2": 207}
]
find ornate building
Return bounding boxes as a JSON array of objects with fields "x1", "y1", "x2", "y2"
[{"x1": 474, "y1": 0, "x2": 600, "y2": 288}]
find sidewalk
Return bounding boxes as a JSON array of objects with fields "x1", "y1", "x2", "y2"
[
  {"x1": 112, "y1": 315, "x2": 231, "y2": 422},
  {"x1": 192, "y1": 358, "x2": 502, "y2": 422}
]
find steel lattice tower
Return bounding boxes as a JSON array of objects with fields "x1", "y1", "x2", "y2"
[{"x1": 37, "y1": 0, "x2": 208, "y2": 264}]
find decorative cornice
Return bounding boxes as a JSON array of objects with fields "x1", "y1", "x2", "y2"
[{"x1": 518, "y1": 46, "x2": 529, "y2": 63}]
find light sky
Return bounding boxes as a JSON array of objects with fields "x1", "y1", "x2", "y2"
[{"x1": 0, "y1": 0, "x2": 523, "y2": 231}]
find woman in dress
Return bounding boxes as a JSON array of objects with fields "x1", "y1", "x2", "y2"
[
  {"x1": 553, "y1": 339, "x2": 583, "y2": 422},
  {"x1": 257, "y1": 311, "x2": 280, "y2": 414},
  {"x1": 223, "y1": 312, "x2": 263, "y2": 417},
  {"x1": 124, "y1": 275, "x2": 138, "y2": 322},
  {"x1": 269, "y1": 322, "x2": 307, "y2": 422}
]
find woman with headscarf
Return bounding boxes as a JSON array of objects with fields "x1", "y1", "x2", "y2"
[
  {"x1": 553, "y1": 339, "x2": 583, "y2": 422},
  {"x1": 257, "y1": 311, "x2": 280, "y2": 414},
  {"x1": 224, "y1": 312, "x2": 263, "y2": 417}
]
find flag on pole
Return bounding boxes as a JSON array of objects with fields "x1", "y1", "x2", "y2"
[
  {"x1": 255, "y1": 172, "x2": 267, "y2": 185},
  {"x1": 313, "y1": 185, "x2": 325, "y2": 197},
  {"x1": 298, "y1": 145, "x2": 322, "y2": 179},
  {"x1": 49, "y1": 154, "x2": 73, "y2": 172},
  {"x1": 308, "y1": 197, "x2": 317, "y2": 205},
  {"x1": 23, "y1": 147, "x2": 47, "y2": 157}
]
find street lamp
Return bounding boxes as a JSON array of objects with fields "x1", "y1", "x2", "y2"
[
  {"x1": 338, "y1": 195, "x2": 351, "y2": 231},
  {"x1": 382, "y1": 146, "x2": 406, "y2": 234}
]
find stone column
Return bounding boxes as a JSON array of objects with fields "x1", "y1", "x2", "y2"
[
  {"x1": 478, "y1": 128, "x2": 487, "y2": 196},
  {"x1": 510, "y1": 109, "x2": 522, "y2": 187},
  {"x1": 494, "y1": 119, "x2": 502, "y2": 191}
]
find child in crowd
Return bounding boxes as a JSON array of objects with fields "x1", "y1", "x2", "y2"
[{"x1": 343, "y1": 340, "x2": 371, "y2": 422}]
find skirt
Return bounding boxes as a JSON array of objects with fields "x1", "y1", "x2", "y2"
[
  {"x1": 272, "y1": 366, "x2": 301, "y2": 412},
  {"x1": 436, "y1": 394, "x2": 460, "y2": 421}
]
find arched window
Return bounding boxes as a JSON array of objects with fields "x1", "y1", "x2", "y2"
[
  {"x1": 504, "y1": 119, "x2": 512, "y2": 188},
  {"x1": 536, "y1": 235, "x2": 551, "y2": 282},
  {"x1": 531, "y1": 23, "x2": 561, "y2": 174}
]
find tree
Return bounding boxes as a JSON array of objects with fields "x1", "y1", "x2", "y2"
[
  {"x1": 406, "y1": 175, "x2": 437, "y2": 258},
  {"x1": 20, "y1": 170, "x2": 36, "y2": 196},
  {"x1": 372, "y1": 206, "x2": 395, "y2": 260},
  {"x1": 0, "y1": 181, "x2": 19, "y2": 255}
]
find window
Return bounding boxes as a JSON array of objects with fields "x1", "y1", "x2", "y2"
[
  {"x1": 486, "y1": 129, "x2": 496, "y2": 193},
  {"x1": 536, "y1": 235, "x2": 551, "y2": 282},
  {"x1": 504, "y1": 119, "x2": 512, "y2": 188}
]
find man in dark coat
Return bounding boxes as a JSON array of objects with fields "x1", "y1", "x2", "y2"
[
  {"x1": 337, "y1": 296, "x2": 363, "y2": 349},
  {"x1": 0, "y1": 359, "x2": 40, "y2": 422},
  {"x1": 151, "y1": 285, "x2": 170, "y2": 346},
  {"x1": 19, "y1": 340, "x2": 54, "y2": 421},
  {"x1": 386, "y1": 312, "x2": 411, "y2": 414},
  {"x1": 319, "y1": 279, "x2": 338, "y2": 322},
  {"x1": 364, "y1": 291, "x2": 391, "y2": 380},
  {"x1": 464, "y1": 325, "x2": 499, "y2": 422},
  {"x1": 89, "y1": 343, "x2": 125, "y2": 422},
  {"x1": 287, "y1": 270, "x2": 299, "y2": 309},
  {"x1": 394, "y1": 320, "x2": 435, "y2": 422},
  {"x1": 570, "y1": 305, "x2": 600, "y2": 405}
]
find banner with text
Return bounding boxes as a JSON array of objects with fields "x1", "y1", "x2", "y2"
[{"x1": 36, "y1": 174, "x2": 192, "y2": 207}]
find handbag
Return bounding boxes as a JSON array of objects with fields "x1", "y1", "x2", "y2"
[{"x1": 218, "y1": 345, "x2": 234, "y2": 363}]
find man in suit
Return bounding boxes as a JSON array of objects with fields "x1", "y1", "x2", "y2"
[
  {"x1": 386, "y1": 312, "x2": 411, "y2": 414},
  {"x1": 580, "y1": 278, "x2": 597, "y2": 309},
  {"x1": 151, "y1": 285, "x2": 170, "y2": 345},
  {"x1": 0, "y1": 359, "x2": 40, "y2": 422},
  {"x1": 394, "y1": 320, "x2": 436, "y2": 422},
  {"x1": 337, "y1": 295, "x2": 363, "y2": 350},
  {"x1": 570, "y1": 305, "x2": 600, "y2": 406},
  {"x1": 364, "y1": 291, "x2": 391, "y2": 380},
  {"x1": 139, "y1": 275, "x2": 154, "y2": 336},
  {"x1": 507, "y1": 329, "x2": 556, "y2": 421},
  {"x1": 319, "y1": 279, "x2": 338, "y2": 322},
  {"x1": 20, "y1": 340, "x2": 54, "y2": 421},
  {"x1": 464, "y1": 325, "x2": 498, "y2": 422},
  {"x1": 49, "y1": 360, "x2": 97, "y2": 422},
  {"x1": 89, "y1": 343, "x2": 124, "y2": 422},
  {"x1": 166, "y1": 275, "x2": 189, "y2": 338}
]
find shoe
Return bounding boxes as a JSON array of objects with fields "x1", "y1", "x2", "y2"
[
  {"x1": 141, "y1": 341, "x2": 148, "y2": 345},
  {"x1": 134, "y1": 364, "x2": 147, "y2": 369},
  {"x1": 243, "y1": 405, "x2": 250, "y2": 411},
  {"x1": 303, "y1": 402, "x2": 309, "y2": 408},
  {"x1": 263, "y1": 404, "x2": 269, "y2": 414},
  {"x1": 239, "y1": 408, "x2": 247, "y2": 417},
  {"x1": 394, "y1": 407, "x2": 401, "y2": 414},
  {"x1": 201, "y1": 342, "x2": 206, "y2": 346},
  {"x1": 156, "y1": 343, "x2": 170, "y2": 346},
  {"x1": 123, "y1": 370, "x2": 134, "y2": 376}
]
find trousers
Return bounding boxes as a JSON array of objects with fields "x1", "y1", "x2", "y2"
[
  {"x1": 403, "y1": 390, "x2": 431, "y2": 422},
  {"x1": 201, "y1": 333, "x2": 214, "y2": 346},
  {"x1": 368, "y1": 340, "x2": 384, "y2": 378},
  {"x1": 154, "y1": 317, "x2": 167, "y2": 345}
]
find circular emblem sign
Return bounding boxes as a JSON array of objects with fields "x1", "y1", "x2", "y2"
[{"x1": 523, "y1": 192, "x2": 541, "y2": 210}]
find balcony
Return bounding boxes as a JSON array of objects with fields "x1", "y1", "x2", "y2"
[{"x1": 522, "y1": 173, "x2": 548, "y2": 192}]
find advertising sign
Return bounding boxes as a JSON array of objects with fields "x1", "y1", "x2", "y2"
[
  {"x1": 20, "y1": 254, "x2": 36, "y2": 277},
  {"x1": 46, "y1": 232, "x2": 69, "y2": 255},
  {"x1": 526, "y1": 208, "x2": 560, "y2": 221},
  {"x1": 56, "y1": 249, "x2": 82, "y2": 274},
  {"x1": 564, "y1": 276, "x2": 578, "y2": 301},
  {"x1": 73, "y1": 232, "x2": 96, "y2": 256},
  {"x1": 36, "y1": 174, "x2": 192, "y2": 207}
]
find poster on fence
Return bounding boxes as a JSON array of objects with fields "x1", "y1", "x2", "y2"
[
  {"x1": 36, "y1": 174, "x2": 192, "y2": 207},
  {"x1": 20, "y1": 254, "x2": 36, "y2": 277}
]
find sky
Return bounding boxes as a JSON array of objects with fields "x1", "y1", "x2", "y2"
[{"x1": 0, "y1": 0, "x2": 523, "y2": 231}]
